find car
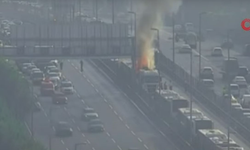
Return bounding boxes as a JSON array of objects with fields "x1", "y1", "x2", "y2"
[
  {"x1": 232, "y1": 76, "x2": 248, "y2": 89},
  {"x1": 211, "y1": 47, "x2": 223, "y2": 56},
  {"x1": 83, "y1": 107, "x2": 95, "y2": 114},
  {"x1": 243, "y1": 44, "x2": 250, "y2": 56},
  {"x1": 179, "y1": 44, "x2": 192, "y2": 53},
  {"x1": 88, "y1": 119, "x2": 103, "y2": 126},
  {"x1": 200, "y1": 67, "x2": 214, "y2": 80},
  {"x1": 201, "y1": 79, "x2": 214, "y2": 90},
  {"x1": 60, "y1": 81, "x2": 74, "y2": 94},
  {"x1": 87, "y1": 124, "x2": 104, "y2": 133},
  {"x1": 25, "y1": 65, "x2": 37, "y2": 75},
  {"x1": 52, "y1": 95, "x2": 67, "y2": 104},
  {"x1": 29, "y1": 68, "x2": 40, "y2": 76},
  {"x1": 238, "y1": 66, "x2": 249, "y2": 77},
  {"x1": 44, "y1": 65, "x2": 57, "y2": 73},
  {"x1": 230, "y1": 84, "x2": 240, "y2": 98},
  {"x1": 81, "y1": 108, "x2": 98, "y2": 121},
  {"x1": 46, "y1": 72, "x2": 60, "y2": 79},
  {"x1": 31, "y1": 71, "x2": 44, "y2": 84},
  {"x1": 49, "y1": 77, "x2": 60, "y2": 89},
  {"x1": 241, "y1": 95, "x2": 250, "y2": 108},
  {"x1": 48, "y1": 68, "x2": 61, "y2": 77},
  {"x1": 55, "y1": 122, "x2": 73, "y2": 137},
  {"x1": 40, "y1": 81, "x2": 55, "y2": 96}
]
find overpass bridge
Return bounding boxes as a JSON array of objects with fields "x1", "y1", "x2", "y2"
[{"x1": 0, "y1": 21, "x2": 134, "y2": 59}]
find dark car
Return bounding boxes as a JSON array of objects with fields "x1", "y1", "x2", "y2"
[
  {"x1": 87, "y1": 124, "x2": 104, "y2": 133},
  {"x1": 238, "y1": 66, "x2": 249, "y2": 77},
  {"x1": 55, "y1": 122, "x2": 73, "y2": 137},
  {"x1": 40, "y1": 81, "x2": 55, "y2": 96},
  {"x1": 52, "y1": 96, "x2": 67, "y2": 104}
]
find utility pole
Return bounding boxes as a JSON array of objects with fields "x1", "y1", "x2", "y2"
[
  {"x1": 189, "y1": 51, "x2": 193, "y2": 142},
  {"x1": 128, "y1": 11, "x2": 137, "y2": 74},
  {"x1": 112, "y1": 0, "x2": 115, "y2": 24},
  {"x1": 198, "y1": 12, "x2": 206, "y2": 79},
  {"x1": 49, "y1": 108, "x2": 52, "y2": 150},
  {"x1": 30, "y1": 81, "x2": 34, "y2": 139},
  {"x1": 172, "y1": 13, "x2": 175, "y2": 66},
  {"x1": 95, "y1": 0, "x2": 98, "y2": 19},
  {"x1": 227, "y1": 30, "x2": 231, "y2": 150}
]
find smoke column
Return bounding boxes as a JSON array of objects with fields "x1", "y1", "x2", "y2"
[{"x1": 136, "y1": 0, "x2": 182, "y2": 70}]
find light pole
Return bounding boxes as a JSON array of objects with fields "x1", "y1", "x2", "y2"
[
  {"x1": 29, "y1": 80, "x2": 34, "y2": 139},
  {"x1": 130, "y1": 0, "x2": 133, "y2": 11},
  {"x1": 198, "y1": 12, "x2": 206, "y2": 79},
  {"x1": 95, "y1": 0, "x2": 98, "y2": 20},
  {"x1": 189, "y1": 51, "x2": 193, "y2": 142},
  {"x1": 74, "y1": 142, "x2": 87, "y2": 150},
  {"x1": 172, "y1": 13, "x2": 175, "y2": 66},
  {"x1": 128, "y1": 11, "x2": 137, "y2": 73},
  {"x1": 112, "y1": 0, "x2": 115, "y2": 23},
  {"x1": 49, "y1": 107, "x2": 53, "y2": 150}
]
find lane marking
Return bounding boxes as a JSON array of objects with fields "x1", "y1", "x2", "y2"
[
  {"x1": 64, "y1": 107, "x2": 67, "y2": 111},
  {"x1": 138, "y1": 138, "x2": 142, "y2": 142},
  {"x1": 119, "y1": 117, "x2": 123, "y2": 121},
  {"x1": 111, "y1": 138, "x2": 116, "y2": 143},
  {"x1": 104, "y1": 99, "x2": 107, "y2": 102},
  {"x1": 24, "y1": 122, "x2": 32, "y2": 135},
  {"x1": 61, "y1": 140, "x2": 65, "y2": 144},
  {"x1": 95, "y1": 89, "x2": 99, "y2": 93},
  {"x1": 90, "y1": 83, "x2": 94, "y2": 87},
  {"x1": 114, "y1": 110, "x2": 117, "y2": 115},
  {"x1": 117, "y1": 145, "x2": 122, "y2": 150},
  {"x1": 81, "y1": 100, "x2": 85, "y2": 103},
  {"x1": 44, "y1": 112, "x2": 48, "y2": 117},
  {"x1": 72, "y1": 119, "x2": 75, "y2": 123},
  {"x1": 87, "y1": 140, "x2": 90, "y2": 144},
  {"x1": 125, "y1": 124, "x2": 130, "y2": 129},
  {"x1": 160, "y1": 131, "x2": 166, "y2": 137},
  {"x1": 144, "y1": 144, "x2": 149, "y2": 149},
  {"x1": 87, "y1": 79, "x2": 90, "y2": 83},
  {"x1": 52, "y1": 126, "x2": 55, "y2": 131},
  {"x1": 77, "y1": 94, "x2": 81, "y2": 98},
  {"x1": 106, "y1": 132, "x2": 110, "y2": 137},
  {"x1": 109, "y1": 105, "x2": 113, "y2": 109},
  {"x1": 66, "y1": 148, "x2": 69, "y2": 150},
  {"x1": 77, "y1": 127, "x2": 80, "y2": 131},
  {"x1": 131, "y1": 131, "x2": 135, "y2": 135},
  {"x1": 92, "y1": 148, "x2": 95, "y2": 150},
  {"x1": 82, "y1": 133, "x2": 85, "y2": 137}
]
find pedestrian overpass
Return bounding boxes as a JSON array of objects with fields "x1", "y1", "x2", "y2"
[{"x1": 0, "y1": 22, "x2": 134, "y2": 59}]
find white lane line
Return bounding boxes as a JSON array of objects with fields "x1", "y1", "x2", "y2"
[
  {"x1": 63, "y1": 107, "x2": 67, "y2": 111},
  {"x1": 144, "y1": 144, "x2": 149, "y2": 149},
  {"x1": 83, "y1": 74, "x2": 86, "y2": 78},
  {"x1": 119, "y1": 117, "x2": 123, "y2": 121},
  {"x1": 104, "y1": 99, "x2": 107, "y2": 102},
  {"x1": 82, "y1": 133, "x2": 85, "y2": 137},
  {"x1": 44, "y1": 112, "x2": 48, "y2": 117},
  {"x1": 138, "y1": 138, "x2": 142, "y2": 142},
  {"x1": 109, "y1": 105, "x2": 113, "y2": 109},
  {"x1": 131, "y1": 131, "x2": 135, "y2": 135},
  {"x1": 24, "y1": 122, "x2": 32, "y2": 135},
  {"x1": 81, "y1": 100, "x2": 85, "y2": 104},
  {"x1": 71, "y1": 63, "x2": 74, "y2": 66},
  {"x1": 72, "y1": 119, "x2": 75, "y2": 123},
  {"x1": 92, "y1": 148, "x2": 95, "y2": 150},
  {"x1": 95, "y1": 89, "x2": 99, "y2": 93},
  {"x1": 106, "y1": 132, "x2": 110, "y2": 137},
  {"x1": 61, "y1": 140, "x2": 65, "y2": 144},
  {"x1": 160, "y1": 131, "x2": 166, "y2": 137},
  {"x1": 90, "y1": 83, "x2": 94, "y2": 87},
  {"x1": 125, "y1": 124, "x2": 130, "y2": 129},
  {"x1": 52, "y1": 126, "x2": 55, "y2": 131},
  {"x1": 117, "y1": 145, "x2": 122, "y2": 150},
  {"x1": 66, "y1": 148, "x2": 69, "y2": 150},
  {"x1": 77, "y1": 127, "x2": 80, "y2": 131},
  {"x1": 77, "y1": 94, "x2": 81, "y2": 98},
  {"x1": 87, "y1": 79, "x2": 90, "y2": 83},
  {"x1": 111, "y1": 138, "x2": 116, "y2": 143},
  {"x1": 114, "y1": 110, "x2": 117, "y2": 115},
  {"x1": 87, "y1": 140, "x2": 90, "y2": 144}
]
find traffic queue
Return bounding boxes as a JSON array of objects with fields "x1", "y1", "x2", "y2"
[{"x1": 16, "y1": 59, "x2": 105, "y2": 134}]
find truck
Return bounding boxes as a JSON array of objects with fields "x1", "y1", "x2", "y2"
[
  {"x1": 118, "y1": 59, "x2": 160, "y2": 94},
  {"x1": 221, "y1": 57, "x2": 239, "y2": 81},
  {"x1": 185, "y1": 32, "x2": 197, "y2": 49}
]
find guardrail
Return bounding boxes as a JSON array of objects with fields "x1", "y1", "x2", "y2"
[
  {"x1": 93, "y1": 59, "x2": 194, "y2": 150},
  {"x1": 156, "y1": 53, "x2": 250, "y2": 142}
]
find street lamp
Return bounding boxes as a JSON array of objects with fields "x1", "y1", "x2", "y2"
[
  {"x1": 198, "y1": 12, "x2": 207, "y2": 79},
  {"x1": 189, "y1": 51, "x2": 193, "y2": 142},
  {"x1": 128, "y1": 11, "x2": 137, "y2": 73},
  {"x1": 74, "y1": 142, "x2": 87, "y2": 150},
  {"x1": 28, "y1": 80, "x2": 34, "y2": 139},
  {"x1": 172, "y1": 13, "x2": 175, "y2": 66},
  {"x1": 112, "y1": 0, "x2": 115, "y2": 24}
]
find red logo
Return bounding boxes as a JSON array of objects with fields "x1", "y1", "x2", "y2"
[{"x1": 241, "y1": 18, "x2": 250, "y2": 31}]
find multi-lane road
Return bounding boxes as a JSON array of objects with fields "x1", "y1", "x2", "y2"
[
  {"x1": 158, "y1": 28, "x2": 250, "y2": 149},
  {"x1": 25, "y1": 59, "x2": 179, "y2": 150}
]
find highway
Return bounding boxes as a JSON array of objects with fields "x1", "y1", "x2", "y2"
[
  {"x1": 2, "y1": 3, "x2": 179, "y2": 150},
  {"x1": 158, "y1": 28, "x2": 250, "y2": 149}
]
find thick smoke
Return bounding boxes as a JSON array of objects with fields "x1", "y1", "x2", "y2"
[{"x1": 136, "y1": 0, "x2": 182, "y2": 70}]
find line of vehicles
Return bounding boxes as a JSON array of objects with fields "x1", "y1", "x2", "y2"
[
  {"x1": 16, "y1": 59, "x2": 105, "y2": 137},
  {"x1": 112, "y1": 59, "x2": 244, "y2": 150}
]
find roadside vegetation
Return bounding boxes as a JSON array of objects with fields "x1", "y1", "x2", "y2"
[{"x1": 0, "y1": 58, "x2": 46, "y2": 150}]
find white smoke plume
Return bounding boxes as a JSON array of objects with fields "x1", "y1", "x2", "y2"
[{"x1": 136, "y1": 0, "x2": 182, "y2": 70}]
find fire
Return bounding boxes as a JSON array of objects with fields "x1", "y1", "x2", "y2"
[{"x1": 136, "y1": 48, "x2": 155, "y2": 71}]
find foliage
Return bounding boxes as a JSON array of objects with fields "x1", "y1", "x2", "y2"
[{"x1": 0, "y1": 58, "x2": 32, "y2": 119}]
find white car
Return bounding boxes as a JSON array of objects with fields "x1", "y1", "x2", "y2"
[
  {"x1": 60, "y1": 81, "x2": 74, "y2": 94},
  {"x1": 49, "y1": 76, "x2": 60, "y2": 88},
  {"x1": 82, "y1": 112, "x2": 99, "y2": 121},
  {"x1": 241, "y1": 95, "x2": 250, "y2": 108},
  {"x1": 179, "y1": 44, "x2": 192, "y2": 53},
  {"x1": 211, "y1": 47, "x2": 223, "y2": 56},
  {"x1": 232, "y1": 76, "x2": 248, "y2": 89},
  {"x1": 230, "y1": 84, "x2": 240, "y2": 97},
  {"x1": 202, "y1": 79, "x2": 214, "y2": 90},
  {"x1": 48, "y1": 68, "x2": 61, "y2": 77}
]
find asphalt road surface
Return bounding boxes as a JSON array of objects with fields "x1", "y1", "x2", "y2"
[
  {"x1": 158, "y1": 28, "x2": 250, "y2": 149},
  {"x1": 25, "y1": 59, "x2": 179, "y2": 150}
]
